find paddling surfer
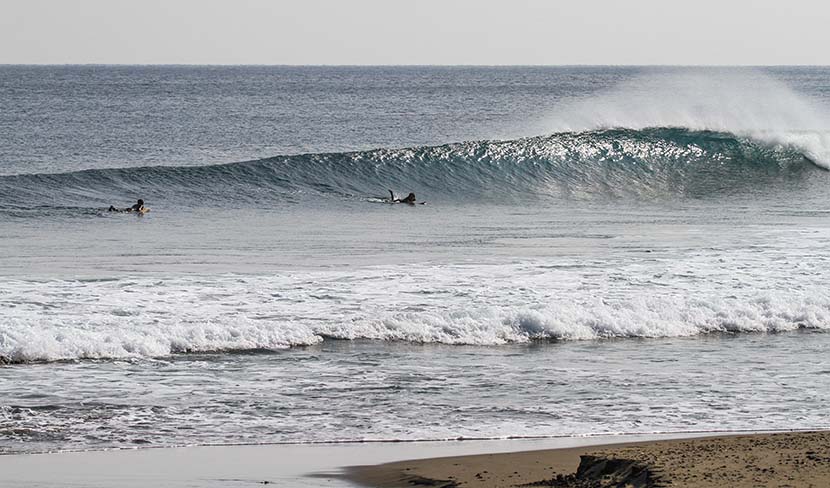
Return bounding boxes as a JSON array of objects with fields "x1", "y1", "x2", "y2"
[
  {"x1": 108, "y1": 199, "x2": 146, "y2": 213},
  {"x1": 388, "y1": 190, "x2": 417, "y2": 205}
]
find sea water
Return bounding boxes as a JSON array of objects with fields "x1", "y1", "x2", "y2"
[{"x1": 1, "y1": 66, "x2": 830, "y2": 455}]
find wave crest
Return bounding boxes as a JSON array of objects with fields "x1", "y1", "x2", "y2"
[{"x1": 0, "y1": 128, "x2": 821, "y2": 211}]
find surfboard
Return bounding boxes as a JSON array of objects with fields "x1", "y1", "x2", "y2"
[{"x1": 367, "y1": 197, "x2": 426, "y2": 205}]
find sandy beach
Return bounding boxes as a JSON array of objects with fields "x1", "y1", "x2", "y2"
[
  {"x1": 0, "y1": 433, "x2": 714, "y2": 487},
  {"x1": 348, "y1": 431, "x2": 830, "y2": 488}
]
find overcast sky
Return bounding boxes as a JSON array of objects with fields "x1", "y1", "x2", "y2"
[{"x1": 1, "y1": 0, "x2": 828, "y2": 65}]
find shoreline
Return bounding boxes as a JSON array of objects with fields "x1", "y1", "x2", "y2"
[
  {"x1": 4, "y1": 427, "x2": 809, "y2": 456},
  {"x1": 0, "y1": 430, "x2": 827, "y2": 487},
  {"x1": 346, "y1": 431, "x2": 830, "y2": 488},
  {"x1": 0, "y1": 432, "x2": 732, "y2": 488}
]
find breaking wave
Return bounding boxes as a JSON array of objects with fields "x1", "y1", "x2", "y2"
[
  {"x1": 2, "y1": 271, "x2": 828, "y2": 364},
  {"x1": 0, "y1": 127, "x2": 823, "y2": 212}
]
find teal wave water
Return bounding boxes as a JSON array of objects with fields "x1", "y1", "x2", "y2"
[{"x1": 0, "y1": 128, "x2": 823, "y2": 214}]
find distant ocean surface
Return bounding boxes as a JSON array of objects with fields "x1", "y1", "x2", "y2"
[{"x1": 2, "y1": 66, "x2": 830, "y2": 454}]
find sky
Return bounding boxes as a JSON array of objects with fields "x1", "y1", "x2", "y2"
[{"x1": 1, "y1": 0, "x2": 829, "y2": 65}]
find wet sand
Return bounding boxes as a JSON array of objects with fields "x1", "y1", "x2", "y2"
[
  {"x1": 348, "y1": 431, "x2": 830, "y2": 488},
  {"x1": 0, "y1": 433, "x2": 702, "y2": 488}
]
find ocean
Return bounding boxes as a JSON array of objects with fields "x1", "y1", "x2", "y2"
[{"x1": 1, "y1": 66, "x2": 830, "y2": 455}]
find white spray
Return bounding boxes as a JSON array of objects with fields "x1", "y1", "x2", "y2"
[{"x1": 545, "y1": 69, "x2": 830, "y2": 168}]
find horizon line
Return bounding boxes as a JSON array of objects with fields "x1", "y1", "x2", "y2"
[{"x1": 1, "y1": 63, "x2": 829, "y2": 68}]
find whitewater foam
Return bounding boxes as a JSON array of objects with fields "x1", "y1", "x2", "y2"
[{"x1": 3, "y1": 259, "x2": 828, "y2": 363}]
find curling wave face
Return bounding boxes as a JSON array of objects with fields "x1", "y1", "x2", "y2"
[{"x1": 0, "y1": 127, "x2": 824, "y2": 212}]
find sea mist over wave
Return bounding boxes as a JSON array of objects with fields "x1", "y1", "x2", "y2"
[{"x1": 544, "y1": 69, "x2": 830, "y2": 167}]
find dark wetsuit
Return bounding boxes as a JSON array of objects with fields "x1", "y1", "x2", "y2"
[
  {"x1": 389, "y1": 190, "x2": 416, "y2": 204},
  {"x1": 108, "y1": 200, "x2": 144, "y2": 212}
]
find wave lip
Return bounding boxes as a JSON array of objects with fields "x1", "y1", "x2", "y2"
[{"x1": 0, "y1": 127, "x2": 822, "y2": 211}]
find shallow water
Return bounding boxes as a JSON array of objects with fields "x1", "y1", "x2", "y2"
[{"x1": 2, "y1": 334, "x2": 829, "y2": 455}]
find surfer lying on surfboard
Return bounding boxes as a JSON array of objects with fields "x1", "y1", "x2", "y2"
[
  {"x1": 108, "y1": 199, "x2": 149, "y2": 214},
  {"x1": 389, "y1": 190, "x2": 418, "y2": 205}
]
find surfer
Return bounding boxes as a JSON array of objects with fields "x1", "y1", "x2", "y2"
[
  {"x1": 388, "y1": 190, "x2": 417, "y2": 205},
  {"x1": 108, "y1": 199, "x2": 145, "y2": 213}
]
